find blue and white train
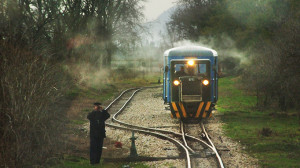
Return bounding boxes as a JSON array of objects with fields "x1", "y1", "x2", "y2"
[{"x1": 163, "y1": 46, "x2": 218, "y2": 120}]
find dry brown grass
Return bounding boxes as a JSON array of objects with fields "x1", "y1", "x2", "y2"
[{"x1": 0, "y1": 42, "x2": 68, "y2": 167}]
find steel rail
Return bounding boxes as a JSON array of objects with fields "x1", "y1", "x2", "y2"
[
  {"x1": 104, "y1": 86, "x2": 223, "y2": 168},
  {"x1": 110, "y1": 96, "x2": 214, "y2": 150},
  {"x1": 105, "y1": 86, "x2": 161, "y2": 111},
  {"x1": 106, "y1": 123, "x2": 191, "y2": 168},
  {"x1": 105, "y1": 88, "x2": 136, "y2": 111},
  {"x1": 180, "y1": 121, "x2": 196, "y2": 154},
  {"x1": 105, "y1": 87, "x2": 192, "y2": 168},
  {"x1": 200, "y1": 122, "x2": 225, "y2": 168},
  {"x1": 111, "y1": 88, "x2": 142, "y2": 120},
  {"x1": 181, "y1": 121, "x2": 225, "y2": 168}
]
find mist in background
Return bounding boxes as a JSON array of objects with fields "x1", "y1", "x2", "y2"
[
  {"x1": 0, "y1": 0, "x2": 147, "y2": 166},
  {"x1": 166, "y1": 0, "x2": 300, "y2": 111},
  {"x1": 0, "y1": 0, "x2": 299, "y2": 166}
]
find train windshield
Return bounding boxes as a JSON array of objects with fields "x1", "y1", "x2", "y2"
[{"x1": 171, "y1": 60, "x2": 210, "y2": 77}]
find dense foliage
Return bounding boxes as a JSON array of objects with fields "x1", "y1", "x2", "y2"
[
  {"x1": 0, "y1": 0, "x2": 143, "y2": 166},
  {"x1": 0, "y1": 42, "x2": 67, "y2": 167},
  {"x1": 0, "y1": 0, "x2": 143, "y2": 66},
  {"x1": 169, "y1": 0, "x2": 300, "y2": 112}
]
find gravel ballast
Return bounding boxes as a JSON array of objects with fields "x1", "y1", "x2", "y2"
[{"x1": 100, "y1": 87, "x2": 259, "y2": 167}]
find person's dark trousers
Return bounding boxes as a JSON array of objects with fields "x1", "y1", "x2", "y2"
[{"x1": 90, "y1": 136, "x2": 104, "y2": 164}]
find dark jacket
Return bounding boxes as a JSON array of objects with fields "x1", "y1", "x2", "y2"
[
  {"x1": 87, "y1": 109, "x2": 110, "y2": 138},
  {"x1": 176, "y1": 70, "x2": 187, "y2": 77}
]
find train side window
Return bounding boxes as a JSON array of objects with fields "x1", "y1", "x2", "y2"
[
  {"x1": 198, "y1": 64, "x2": 207, "y2": 74},
  {"x1": 171, "y1": 61, "x2": 210, "y2": 77},
  {"x1": 196, "y1": 63, "x2": 210, "y2": 77},
  {"x1": 174, "y1": 64, "x2": 185, "y2": 72}
]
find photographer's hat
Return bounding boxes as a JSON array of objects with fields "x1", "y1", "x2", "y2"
[{"x1": 94, "y1": 102, "x2": 102, "y2": 106}]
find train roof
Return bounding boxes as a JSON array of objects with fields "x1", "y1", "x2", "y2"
[{"x1": 164, "y1": 46, "x2": 218, "y2": 57}]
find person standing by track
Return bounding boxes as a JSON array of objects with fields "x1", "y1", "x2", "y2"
[{"x1": 87, "y1": 102, "x2": 110, "y2": 165}]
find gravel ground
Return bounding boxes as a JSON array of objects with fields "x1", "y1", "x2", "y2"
[
  {"x1": 105, "y1": 87, "x2": 185, "y2": 167},
  {"x1": 89, "y1": 87, "x2": 259, "y2": 168}
]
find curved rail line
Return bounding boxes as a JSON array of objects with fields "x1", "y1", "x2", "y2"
[
  {"x1": 105, "y1": 87, "x2": 191, "y2": 168},
  {"x1": 181, "y1": 121, "x2": 225, "y2": 168},
  {"x1": 180, "y1": 122, "x2": 196, "y2": 154},
  {"x1": 200, "y1": 122, "x2": 225, "y2": 168},
  {"x1": 104, "y1": 86, "x2": 224, "y2": 168}
]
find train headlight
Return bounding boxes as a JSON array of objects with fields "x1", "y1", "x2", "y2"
[
  {"x1": 173, "y1": 80, "x2": 180, "y2": 86},
  {"x1": 187, "y1": 60, "x2": 195, "y2": 66},
  {"x1": 202, "y1": 79, "x2": 209, "y2": 86}
]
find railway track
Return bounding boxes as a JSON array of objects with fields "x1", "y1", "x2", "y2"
[
  {"x1": 104, "y1": 87, "x2": 224, "y2": 168},
  {"x1": 181, "y1": 122, "x2": 224, "y2": 168}
]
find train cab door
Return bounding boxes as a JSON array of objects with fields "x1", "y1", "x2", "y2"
[
  {"x1": 213, "y1": 58, "x2": 218, "y2": 102},
  {"x1": 163, "y1": 55, "x2": 170, "y2": 103},
  {"x1": 163, "y1": 65, "x2": 169, "y2": 103}
]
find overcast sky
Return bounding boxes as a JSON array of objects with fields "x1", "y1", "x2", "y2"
[{"x1": 142, "y1": 0, "x2": 177, "y2": 22}]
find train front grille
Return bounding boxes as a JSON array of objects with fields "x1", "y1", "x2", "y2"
[{"x1": 180, "y1": 77, "x2": 202, "y2": 102}]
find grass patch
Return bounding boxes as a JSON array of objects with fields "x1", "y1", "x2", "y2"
[
  {"x1": 70, "y1": 119, "x2": 86, "y2": 125},
  {"x1": 66, "y1": 83, "x2": 118, "y2": 100},
  {"x1": 115, "y1": 74, "x2": 162, "y2": 88},
  {"x1": 218, "y1": 77, "x2": 300, "y2": 168},
  {"x1": 66, "y1": 73, "x2": 162, "y2": 101}
]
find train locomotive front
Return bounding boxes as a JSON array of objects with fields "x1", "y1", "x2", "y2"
[{"x1": 163, "y1": 46, "x2": 218, "y2": 121}]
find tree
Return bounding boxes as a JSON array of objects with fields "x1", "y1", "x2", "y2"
[
  {"x1": 63, "y1": 0, "x2": 144, "y2": 68},
  {"x1": 0, "y1": 0, "x2": 145, "y2": 166},
  {"x1": 168, "y1": 0, "x2": 300, "y2": 112}
]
